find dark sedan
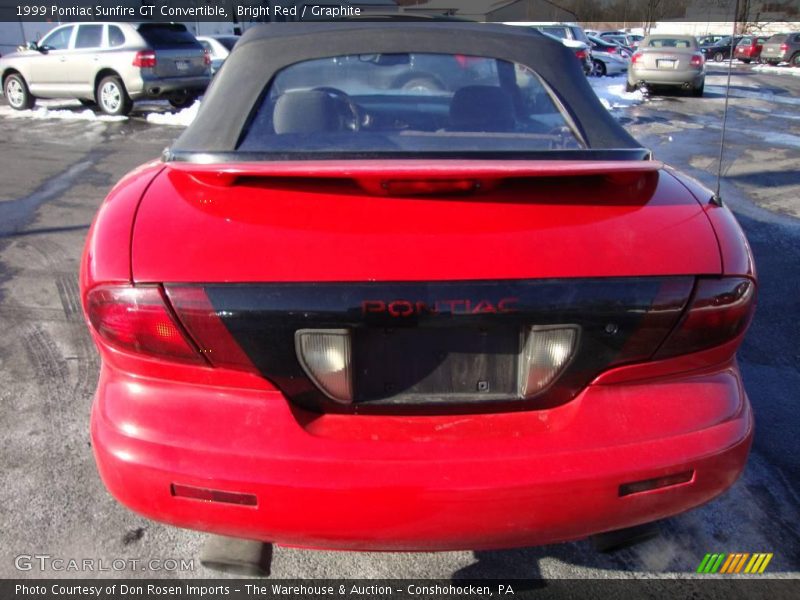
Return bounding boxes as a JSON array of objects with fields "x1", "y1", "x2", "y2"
[{"x1": 701, "y1": 35, "x2": 743, "y2": 62}]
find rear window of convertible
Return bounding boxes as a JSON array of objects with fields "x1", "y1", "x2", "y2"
[{"x1": 237, "y1": 53, "x2": 585, "y2": 154}]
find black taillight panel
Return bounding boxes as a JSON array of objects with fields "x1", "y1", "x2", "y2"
[{"x1": 168, "y1": 277, "x2": 695, "y2": 414}]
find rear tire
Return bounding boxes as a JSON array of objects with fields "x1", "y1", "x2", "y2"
[
  {"x1": 714, "y1": 51, "x2": 725, "y2": 62},
  {"x1": 740, "y1": 58, "x2": 751, "y2": 64},
  {"x1": 168, "y1": 93, "x2": 197, "y2": 109},
  {"x1": 625, "y1": 80, "x2": 637, "y2": 93},
  {"x1": 692, "y1": 81, "x2": 704, "y2": 97},
  {"x1": 593, "y1": 60, "x2": 607, "y2": 77},
  {"x1": 4, "y1": 73, "x2": 35, "y2": 110},
  {"x1": 96, "y1": 75, "x2": 132, "y2": 116},
  {"x1": 791, "y1": 53, "x2": 800, "y2": 67}
]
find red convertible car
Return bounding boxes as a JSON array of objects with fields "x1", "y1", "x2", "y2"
[{"x1": 81, "y1": 23, "x2": 756, "y2": 552}]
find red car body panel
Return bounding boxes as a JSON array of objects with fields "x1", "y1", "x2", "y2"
[
  {"x1": 80, "y1": 155, "x2": 756, "y2": 550},
  {"x1": 735, "y1": 40, "x2": 763, "y2": 60},
  {"x1": 91, "y1": 358, "x2": 751, "y2": 550},
  {"x1": 80, "y1": 161, "x2": 163, "y2": 287},
  {"x1": 667, "y1": 166, "x2": 756, "y2": 278},
  {"x1": 130, "y1": 161, "x2": 721, "y2": 283}
]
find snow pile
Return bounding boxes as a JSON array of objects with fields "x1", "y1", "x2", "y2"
[
  {"x1": 589, "y1": 77, "x2": 645, "y2": 110},
  {"x1": 752, "y1": 64, "x2": 800, "y2": 77},
  {"x1": 0, "y1": 98, "x2": 199, "y2": 126},
  {"x1": 145, "y1": 101, "x2": 200, "y2": 127},
  {"x1": 0, "y1": 102, "x2": 127, "y2": 122}
]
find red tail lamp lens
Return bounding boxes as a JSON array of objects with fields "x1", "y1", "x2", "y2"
[
  {"x1": 691, "y1": 53, "x2": 704, "y2": 66},
  {"x1": 380, "y1": 179, "x2": 480, "y2": 196},
  {"x1": 165, "y1": 286, "x2": 257, "y2": 372},
  {"x1": 575, "y1": 49, "x2": 588, "y2": 60},
  {"x1": 86, "y1": 285, "x2": 203, "y2": 363},
  {"x1": 655, "y1": 278, "x2": 756, "y2": 359},
  {"x1": 132, "y1": 50, "x2": 157, "y2": 68},
  {"x1": 631, "y1": 52, "x2": 643, "y2": 65}
]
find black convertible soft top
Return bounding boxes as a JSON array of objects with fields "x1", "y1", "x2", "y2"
[{"x1": 171, "y1": 22, "x2": 644, "y2": 157}]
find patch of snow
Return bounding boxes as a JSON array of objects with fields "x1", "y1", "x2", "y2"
[
  {"x1": 756, "y1": 131, "x2": 800, "y2": 149},
  {"x1": 145, "y1": 101, "x2": 200, "y2": 127},
  {"x1": 0, "y1": 97, "x2": 199, "y2": 126},
  {"x1": 588, "y1": 77, "x2": 645, "y2": 110},
  {"x1": 0, "y1": 102, "x2": 127, "y2": 122},
  {"x1": 752, "y1": 64, "x2": 800, "y2": 77}
]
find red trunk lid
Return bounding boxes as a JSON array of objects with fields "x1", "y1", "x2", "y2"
[{"x1": 131, "y1": 160, "x2": 720, "y2": 283}]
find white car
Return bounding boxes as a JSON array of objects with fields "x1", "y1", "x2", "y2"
[
  {"x1": 196, "y1": 35, "x2": 239, "y2": 75},
  {"x1": 504, "y1": 23, "x2": 593, "y2": 75},
  {"x1": 588, "y1": 36, "x2": 631, "y2": 76}
]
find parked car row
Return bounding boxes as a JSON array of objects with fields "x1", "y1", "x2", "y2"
[
  {"x1": 626, "y1": 30, "x2": 800, "y2": 98},
  {"x1": 505, "y1": 23, "x2": 594, "y2": 74},
  {"x1": 0, "y1": 22, "x2": 239, "y2": 115},
  {"x1": 699, "y1": 32, "x2": 800, "y2": 65},
  {"x1": 504, "y1": 24, "x2": 640, "y2": 77}
]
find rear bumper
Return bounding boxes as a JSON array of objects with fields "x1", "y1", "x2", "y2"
[
  {"x1": 629, "y1": 68, "x2": 704, "y2": 87},
  {"x1": 92, "y1": 363, "x2": 752, "y2": 551},
  {"x1": 761, "y1": 51, "x2": 788, "y2": 62},
  {"x1": 129, "y1": 75, "x2": 210, "y2": 99}
]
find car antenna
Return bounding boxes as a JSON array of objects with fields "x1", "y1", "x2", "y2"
[{"x1": 712, "y1": 0, "x2": 740, "y2": 207}]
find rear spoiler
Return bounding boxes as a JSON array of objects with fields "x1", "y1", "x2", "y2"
[{"x1": 167, "y1": 159, "x2": 663, "y2": 193}]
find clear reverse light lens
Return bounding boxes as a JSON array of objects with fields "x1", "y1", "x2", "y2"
[
  {"x1": 519, "y1": 326, "x2": 579, "y2": 398},
  {"x1": 295, "y1": 329, "x2": 353, "y2": 403}
]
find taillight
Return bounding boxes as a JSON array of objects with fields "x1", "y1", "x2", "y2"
[
  {"x1": 654, "y1": 277, "x2": 756, "y2": 359},
  {"x1": 631, "y1": 52, "x2": 643, "y2": 65},
  {"x1": 575, "y1": 49, "x2": 588, "y2": 61},
  {"x1": 608, "y1": 46, "x2": 618, "y2": 54},
  {"x1": 164, "y1": 286, "x2": 257, "y2": 372},
  {"x1": 203, "y1": 49, "x2": 211, "y2": 66},
  {"x1": 780, "y1": 43, "x2": 788, "y2": 52},
  {"x1": 691, "y1": 53, "x2": 704, "y2": 67},
  {"x1": 132, "y1": 50, "x2": 156, "y2": 69},
  {"x1": 86, "y1": 285, "x2": 203, "y2": 364},
  {"x1": 379, "y1": 179, "x2": 481, "y2": 196}
]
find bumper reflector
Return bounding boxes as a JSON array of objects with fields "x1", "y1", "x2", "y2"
[
  {"x1": 295, "y1": 329, "x2": 353, "y2": 403},
  {"x1": 619, "y1": 470, "x2": 694, "y2": 497},
  {"x1": 171, "y1": 483, "x2": 257, "y2": 506},
  {"x1": 519, "y1": 326, "x2": 579, "y2": 398}
]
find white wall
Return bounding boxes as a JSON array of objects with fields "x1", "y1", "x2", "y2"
[{"x1": 650, "y1": 20, "x2": 799, "y2": 36}]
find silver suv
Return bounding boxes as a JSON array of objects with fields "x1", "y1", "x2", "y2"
[
  {"x1": 760, "y1": 32, "x2": 800, "y2": 66},
  {"x1": 0, "y1": 22, "x2": 211, "y2": 115}
]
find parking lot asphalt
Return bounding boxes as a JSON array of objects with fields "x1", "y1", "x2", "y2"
[{"x1": 0, "y1": 62, "x2": 798, "y2": 580}]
